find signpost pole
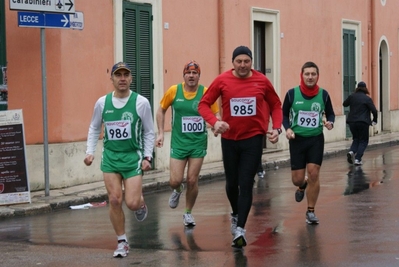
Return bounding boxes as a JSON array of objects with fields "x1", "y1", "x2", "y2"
[
  {"x1": 12, "y1": 0, "x2": 82, "y2": 196},
  {"x1": 40, "y1": 28, "x2": 50, "y2": 196}
]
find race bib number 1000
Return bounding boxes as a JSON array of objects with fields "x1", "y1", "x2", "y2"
[
  {"x1": 105, "y1": 120, "x2": 132, "y2": 140},
  {"x1": 182, "y1": 116, "x2": 204, "y2": 133},
  {"x1": 230, "y1": 97, "x2": 256, "y2": 117}
]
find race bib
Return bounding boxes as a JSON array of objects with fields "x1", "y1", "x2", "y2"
[
  {"x1": 297, "y1": 110, "x2": 319, "y2": 128},
  {"x1": 182, "y1": 116, "x2": 204, "y2": 133},
  {"x1": 230, "y1": 97, "x2": 256, "y2": 116},
  {"x1": 105, "y1": 120, "x2": 132, "y2": 140}
]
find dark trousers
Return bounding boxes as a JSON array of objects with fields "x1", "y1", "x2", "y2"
[
  {"x1": 349, "y1": 122, "x2": 370, "y2": 161},
  {"x1": 221, "y1": 134, "x2": 263, "y2": 228}
]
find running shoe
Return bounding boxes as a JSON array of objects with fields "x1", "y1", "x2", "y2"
[
  {"x1": 305, "y1": 211, "x2": 319, "y2": 225},
  {"x1": 169, "y1": 184, "x2": 184, "y2": 209},
  {"x1": 230, "y1": 213, "x2": 238, "y2": 235},
  {"x1": 257, "y1": 171, "x2": 265, "y2": 179},
  {"x1": 347, "y1": 151, "x2": 355, "y2": 164},
  {"x1": 113, "y1": 241, "x2": 129, "y2": 258},
  {"x1": 354, "y1": 159, "x2": 363, "y2": 166},
  {"x1": 134, "y1": 204, "x2": 148, "y2": 222},
  {"x1": 183, "y1": 213, "x2": 196, "y2": 227},
  {"x1": 295, "y1": 181, "x2": 307, "y2": 202},
  {"x1": 231, "y1": 227, "x2": 247, "y2": 248}
]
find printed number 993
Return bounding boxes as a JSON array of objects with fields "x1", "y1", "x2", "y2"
[{"x1": 299, "y1": 117, "x2": 317, "y2": 127}]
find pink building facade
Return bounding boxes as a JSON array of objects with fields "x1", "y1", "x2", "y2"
[{"x1": 1, "y1": 0, "x2": 398, "y2": 190}]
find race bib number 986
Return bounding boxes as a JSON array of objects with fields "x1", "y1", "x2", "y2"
[
  {"x1": 105, "y1": 120, "x2": 132, "y2": 140},
  {"x1": 297, "y1": 110, "x2": 319, "y2": 128},
  {"x1": 182, "y1": 116, "x2": 204, "y2": 133},
  {"x1": 230, "y1": 97, "x2": 256, "y2": 117}
]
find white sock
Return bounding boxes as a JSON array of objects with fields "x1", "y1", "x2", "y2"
[{"x1": 117, "y1": 234, "x2": 127, "y2": 243}]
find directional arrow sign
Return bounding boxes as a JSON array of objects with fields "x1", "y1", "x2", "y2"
[
  {"x1": 45, "y1": 13, "x2": 70, "y2": 28},
  {"x1": 18, "y1": 11, "x2": 84, "y2": 30},
  {"x1": 10, "y1": 0, "x2": 75, "y2": 14}
]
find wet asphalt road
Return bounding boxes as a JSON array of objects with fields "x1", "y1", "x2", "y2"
[{"x1": 1, "y1": 145, "x2": 399, "y2": 267}]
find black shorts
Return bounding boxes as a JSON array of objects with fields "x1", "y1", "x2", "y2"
[{"x1": 289, "y1": 133, "x2": 324, "y2": 170}]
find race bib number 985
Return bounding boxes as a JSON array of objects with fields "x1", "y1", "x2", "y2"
[
  {"x1": 182, "y1": 116, "x2": 204, "y2": 133},
  {"x1": 297, "y1": 110, "x2": 319, "y2": 128},
  {"x1": 230, "y1": 97, "x2": 256, "y2": 117},
  {"x1": 105, "y1": 120, "x2": 132, "y2": 140}
]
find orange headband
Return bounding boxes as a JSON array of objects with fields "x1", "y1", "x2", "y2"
[{"x1": 183, "y1": 60, "x2": 201, "y2": 75}]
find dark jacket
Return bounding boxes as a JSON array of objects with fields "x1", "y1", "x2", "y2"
[{"x1": 343, "y1": 91, "x2": 377, "y2": 125}]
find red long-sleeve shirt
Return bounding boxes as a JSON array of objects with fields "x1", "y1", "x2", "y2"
[{"x1": 198, "y1": 69, "x2": 282, "y2": 140}]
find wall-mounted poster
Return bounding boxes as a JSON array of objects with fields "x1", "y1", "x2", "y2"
[{"x1": 0, "y1": 109, "x2": 30, "y2": 205}]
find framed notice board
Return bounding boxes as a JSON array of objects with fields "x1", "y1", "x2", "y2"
[{"x1": 0, "y1": 109, "x2": 30, "y2": 205}]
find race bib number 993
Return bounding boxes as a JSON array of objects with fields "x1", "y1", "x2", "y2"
[{"x1": 297, "y1": 110, "x2": 319, "y2": 128}]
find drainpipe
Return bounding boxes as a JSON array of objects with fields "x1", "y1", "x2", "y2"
[
  {"x1": 369, "y1": 0, "x2": 376, "y2": 101},
  {"x1": 217, "y1": 0, "x2": 225, "y2": 74}
]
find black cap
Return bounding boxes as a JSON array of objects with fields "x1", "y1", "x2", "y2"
[
  {"x1": 232, "y1": 46, "x2": 252, "y2": 61},
  {"x1": 357, "y1": 81, "x2": 367, "y2": 88}
]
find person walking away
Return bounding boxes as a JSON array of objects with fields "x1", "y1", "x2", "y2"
[
  {"x1": 198, "y1": 46, "x2": 282, "y2": 248},
  {"x1": 84, "y1": 62, "x2": 155, "y2": 258},
  {"x1": 156, "y1": 60, "x2": 220, "y2": 227},
  {"x1": 282, "y1": 61, "x2": 335, "y2": 225},
  {"x1": 343, "y1": 81, "x2": 377, "y2": 166}
]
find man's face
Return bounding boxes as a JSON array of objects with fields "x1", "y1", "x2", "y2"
[
  {"x1": 232, "y1": 55, "x2": 252, "y2": 78},
  {"x1": 183, "y1": 70, "x2": 200, "y2": 87},
  {"x1": 111, "y1": 69, "x2": 132, "y2": 91},
  {"x1": 302, "y1": 67, "x2": 318, "y2": 88}
]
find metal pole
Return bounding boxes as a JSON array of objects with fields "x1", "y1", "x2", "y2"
[{"x1": 40, "y1": 28, "x2": 50, "y2": 196}]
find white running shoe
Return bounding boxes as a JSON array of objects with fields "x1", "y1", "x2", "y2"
[
  {"x1": 183, "y1": 213, "x2": 196, "y2": 226},
  {"x1": 231, "y1": 227, "x2": 247, "y2": 248},
  {"x1": 113, "y1": 241, "x2": 129, "y2": 258}
]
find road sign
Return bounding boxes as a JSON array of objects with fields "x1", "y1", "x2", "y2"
[
  {"x1": 10, "y1": 0, "x2": 75, "y2": 14},
  {"x1": 17, "y1": 11, "x2": 84, "y2": 30}
]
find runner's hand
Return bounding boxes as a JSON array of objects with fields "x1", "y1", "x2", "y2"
[
  {"x1": 267, "y1": 130, "x2": 279, "y2": 144},
  {"x1": 286, "y1": 129, "x2": 295, "y2": 140},
  {"x1": 84, "y1": 154, "x2": 94, "y2": 166},
  {"x1": 141, "y1": 159, "x2": 152, "y2": 171}
]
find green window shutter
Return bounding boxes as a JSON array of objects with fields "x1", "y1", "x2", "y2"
[
  {"x1": 343, "y1": 29, "x2": 356, "y2": 99},
  {"x1": 123, "y1": 2, "x2": 153, "y2": 106}
]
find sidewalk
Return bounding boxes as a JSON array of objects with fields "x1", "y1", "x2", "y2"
[{"x1": 1, "y1": 132, "x2": 399, "y2": 219}]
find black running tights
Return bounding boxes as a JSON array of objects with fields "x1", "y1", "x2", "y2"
[{"x1": 221, "y1": 134, "x2": 263, "y2": 228}]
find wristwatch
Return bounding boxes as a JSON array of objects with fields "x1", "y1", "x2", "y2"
[
  {"x1": 144, "y1": 157, "x2": 152, "y2": 164},
  {"x1": 274, "y1": 128, "x2": 282, "y2": 135}
]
